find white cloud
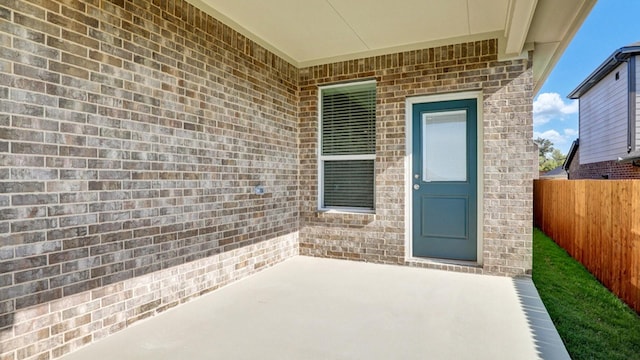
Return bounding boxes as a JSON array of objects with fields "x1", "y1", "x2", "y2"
[
  {"x1": 533, "y1": 128, "x2": 578, "y2": 148},
  {"x1": 534, "y1": 129, "x2": 563, "y2": 144},
  {"x1": 533, "y1": 92, "x2": 578, "y2": 126}
]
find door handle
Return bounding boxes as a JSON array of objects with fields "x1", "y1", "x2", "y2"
[{"x1": 413, "y1": 184, "x2": 420, "y2": 190}]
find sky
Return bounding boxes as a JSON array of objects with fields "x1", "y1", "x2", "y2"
[{"x1": 534, "y1": 0, "x2": 640, "y2": 154}]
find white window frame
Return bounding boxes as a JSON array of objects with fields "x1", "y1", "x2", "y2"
[{"x1": 317, "y1": 80, "x2": 376, "y2": 213}]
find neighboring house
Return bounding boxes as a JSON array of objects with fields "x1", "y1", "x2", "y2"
[
  {"x1": 566, "y1": 42, "x2": 640, "y2": 179},
  {"x1": 0, "y1": 0, "x2": 595, "y2": 359},
  {"x1": 564, "y1": 139, "x2": 581, "y2": 179},
  {"x1": 539, "y1": 166, "x2": 568, "y2": 179}
]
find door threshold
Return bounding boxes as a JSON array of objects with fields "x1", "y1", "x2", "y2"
[{"x1": 405, "y1": 256, "x2": 483, "y2": 274}]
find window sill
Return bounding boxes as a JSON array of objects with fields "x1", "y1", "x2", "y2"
[
  {"x1": 313, "y1": 209, "x2": 376, "y2": 225},
  {"x1": 318, "y1": 208, "x2": 375, "y2": 215}
]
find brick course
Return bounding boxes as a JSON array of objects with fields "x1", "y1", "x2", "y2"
[{"x1": 1, "y1": 0, "x2": 535, "y2": 359}]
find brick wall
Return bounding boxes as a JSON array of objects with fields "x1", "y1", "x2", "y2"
[
  {"x1": 0, "y1": 234, "x2": 297, "y2": 359},
  {"x1": 1, "y1": 0, "x2": 299, "y2": 358},
  {"x1": 1, "y1": 0, "x2": 537, "y2": 359},
  {"x1": 299, "y1": 42, "x2": 535, "y2": 276},
  {"x1": 568, "y1": 147, "x2": 640, "y2": 179}
]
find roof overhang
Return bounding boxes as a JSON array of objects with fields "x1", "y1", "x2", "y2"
[
  {"x1": 187, "y1": 0, "x2": 596, "y2": 94},
  {"x1": 568, "y1": 44, "x2": 640, "y2": 99},
  {"x1": 504, "y1": 0, "x2": 538, "y2": 57},
  {"x1": 563, "y1": 139, "x2": 579, "y2": 170}
]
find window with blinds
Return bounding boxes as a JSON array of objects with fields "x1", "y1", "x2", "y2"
[{"x1": 319, "y1": 81, "x2": 376, "y2": 212}]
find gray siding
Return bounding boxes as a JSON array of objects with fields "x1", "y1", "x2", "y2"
[
  {"x1": 636, "y1": 55, "x2": 640, "y2": 150},
  {"x1": 580, "y1": 62, "x2": 629, "y2": 164}
]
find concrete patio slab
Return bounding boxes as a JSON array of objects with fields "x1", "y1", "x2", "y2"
[{"x1": 59, "y1": 256, "x2": 569, "y2": 360}]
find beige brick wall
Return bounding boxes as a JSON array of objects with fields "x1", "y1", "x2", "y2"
[
  {"x1": 481, "y1": 52, "x2": 535, "y2": 275},
  {"x1": 0, "y1": 0, "x2": 299, "y2": 358},
  {"x1": 1, "y1": 0, "x2": 535, "y2": 359},
  {"x1": 299, "y1": 42, "x2": 534, "y2": 276},
  {"x1": 0, "y1": 233, "x2": 297, "y2": 359}
]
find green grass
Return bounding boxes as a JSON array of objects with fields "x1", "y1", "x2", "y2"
[{"x1": 532, "y1": 228, "x2": 640, "y2": 360}]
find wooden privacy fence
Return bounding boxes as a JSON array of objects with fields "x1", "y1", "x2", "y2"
[{"x1": 534, "y1": 180, "x2": 640, "y2": 314}]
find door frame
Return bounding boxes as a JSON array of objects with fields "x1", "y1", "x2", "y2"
[{"x1": 404, "y1": 91, "x2": 484, "y2": 265}]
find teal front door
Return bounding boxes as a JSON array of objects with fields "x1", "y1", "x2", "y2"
[{"x1": 412, "y1": 99, "x2": 477, "y2": 261}]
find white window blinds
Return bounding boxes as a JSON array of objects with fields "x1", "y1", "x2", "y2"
[{"x1": 319, "y1": 81, "x2": 376, "y2": 211}]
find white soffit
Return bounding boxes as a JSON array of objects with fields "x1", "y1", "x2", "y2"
[
  {"x1": 191, "y1": 0, "x2": 511, "y2": 66},
  {"x1": 503, "y1": 0, "x2": 537, "y2": 57},
  {"x1": 188, "y1": 0, "x2": 596, "y2": 93},
  {"x1": 469, "y1": 0, "x2": 510, "y2": 34},
  {"x1": 326, "y1": 0, "x2": 471, "y2": 50},
  {"x1": 527, "y1": 0, "x2": 596, "y2": 92}
]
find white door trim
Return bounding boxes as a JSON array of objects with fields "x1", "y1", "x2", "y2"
[{"x1": 404, "y1": 91, "x2": 484, "y2": 265}]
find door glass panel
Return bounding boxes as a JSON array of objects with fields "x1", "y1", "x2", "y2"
[{"x1": 422, "y1": 110, "x2": 467, "y2": 182}]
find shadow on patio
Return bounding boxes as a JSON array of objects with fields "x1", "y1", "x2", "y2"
[{"x1": 58, "y1": 256, "x2": 567, "y2": 360}]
